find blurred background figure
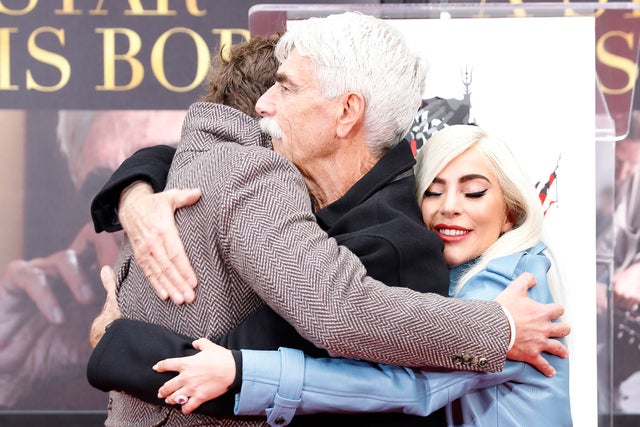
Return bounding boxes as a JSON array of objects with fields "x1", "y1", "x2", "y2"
[
  {"x1": 596, "y1": 108, "x2": 640, "y2": 414},
  {"x1": 0, "y1": 109, "x2": 185, "y2": 409}
]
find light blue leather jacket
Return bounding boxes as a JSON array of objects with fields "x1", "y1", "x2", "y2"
[{"x1": 234, "y1": 243, "x2": 572, "y2": 426}]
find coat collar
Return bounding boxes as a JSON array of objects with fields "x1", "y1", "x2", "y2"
[{"x1": 315, "y1": 140, "x2": 415, "y2": 228}]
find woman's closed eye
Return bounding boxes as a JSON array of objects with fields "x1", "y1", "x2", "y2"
[{"x1": 465, "y1": 189, "x2": 488, "y2": 199}]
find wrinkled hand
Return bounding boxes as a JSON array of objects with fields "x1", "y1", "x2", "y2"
[
  {"x1": 118, "y1": 181, "x2": 201, "y2": 305},
  {"x1": 89, "y1": 266, "x2": 122, "y2": 348},
  {"x1": 613, "y1": 262, "x2": 640, "y2": 307},
  {"x1": 0, "y1": 224, "x2": 108, "y2": 406},
  {"x1": 154, "y1": 338, "x2": 236, "y2": 415},
  {"x1": 495, "y1": 273, "x2": 570, "y2": 377},
  {"x1": 0, "y1": 222, "x2": 113, "y2": 324}
]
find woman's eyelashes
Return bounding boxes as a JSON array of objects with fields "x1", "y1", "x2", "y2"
[
  {"x1": 465, "y1": 189, "x2": 487, "y2": 199},
  {"x1": 423, "y1": 188, "x2": 488, "y2": 198}
]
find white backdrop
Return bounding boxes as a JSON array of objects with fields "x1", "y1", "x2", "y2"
[
  {"x1": 394, "y1": 16, "x2": 597, "y2": 427},
  {"x1": 291, "y1": 14, "x2": 598, "y2": 426}
]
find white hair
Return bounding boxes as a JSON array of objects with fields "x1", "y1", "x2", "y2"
[
  {"x1": 276, "y1": 11, "x2": 426, "y2": 156},
  {"x1": 57, "y1": 110, "x2": 97, "y2": 188},
  {"x1": 414, "y1": 125, "x2": 565, "y2": 306}
]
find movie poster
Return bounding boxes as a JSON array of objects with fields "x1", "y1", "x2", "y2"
[
  {"x1": 596, "y1": 86, "x2": 640, "y2": 427},
  {"x1": 1, "y1": 2, "x2": 638, "y2": 427},
  {"x1": 0, "y1": 1, "x2": 237, "y2": 423},
  {"x1": 0, "y1": 1, "x2": 370, "y2": 425}
]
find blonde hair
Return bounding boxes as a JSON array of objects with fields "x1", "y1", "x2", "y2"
[{"x1": 414, "y1": 125, "x2": 564, "y2": 304}]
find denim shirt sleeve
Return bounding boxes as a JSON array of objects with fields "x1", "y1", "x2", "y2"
[{"x1": 235, "y1": 347, "x2": 525, "y2": 426}]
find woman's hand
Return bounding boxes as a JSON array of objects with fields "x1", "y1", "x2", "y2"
[{"x1": 154, "y1": 338, "x2": 236, "y2": 414}]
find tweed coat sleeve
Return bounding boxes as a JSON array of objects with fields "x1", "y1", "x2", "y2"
[
  {"x1": 236, "y1": 245, "x2": 571, "y2": 425},
  {"x1": 200, "y1": 145, "x2": 510, "y2": 371}
]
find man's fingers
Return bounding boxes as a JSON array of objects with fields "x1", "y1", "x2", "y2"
[
  {"x1": 548, "y1": 320, "x2": 571, "y2": 339},
  {"x1": 136, "y1": 249, "x2": 176, "y2": 302},
  {"x1": 100, "y1": 265, "x2": 117, "y2": 295},
  {"x1": 543, "y1": 337, "x2": 569, "y2": 359},
  {"x1": 164, "y1": 188, "x2": 199, "y2": 293},
  {"x1": 156, "y1": 245, "x2": 197, "y2": 304},
  {"x1": 168, "y1": 247, "x2": 198, "y2": 297},
  {"x1": 5, "y1": 260, "x2": 64, "y2": 324},
  {"x1": 529, "y1": 354, "x2": 556, "y2": 378},
  {"x1": 168, "y1": 188, "x2": 201, "y2": 210},
  {"x1": 147, "y1": 263, "x2": 184, "y2": 304},
  {"x1": 120, "y1": 187, "x2": 199, "y2": 304},
  {"x1": 132, "y1": 219, "x2": 196, "y2": 304},
  {"x1": 545, "y1": 302, "x2": 565, "y2": 322},
  {"x1": 143, "y1": 253, "x2": 195, "y2": 305},
  {"x1": 24, "y1": 271, "x2": 64, "y2": 324},
  {"x1": 511, "y1": 272, "x2": 537, "y2": 292},
  {"x1": 494, "y1": 272, "x2": 537, "y2": 308},
  {"x1": 34, "y1": 249, "x2": 94, "y2": 304},
  {"x1": 90, "y1": 265, "x2": 122, "y2": 346}
]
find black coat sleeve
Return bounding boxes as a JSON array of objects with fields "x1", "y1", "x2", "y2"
[
  {"x1": 90, "y1": 145, "x2": 176, "y2": 233},
  {"x1": 86, "y1": 318, "x2": 240, "y2": 416},
  {"x1": 214, "y1": 304, "x2": 327, "y2": 357}
]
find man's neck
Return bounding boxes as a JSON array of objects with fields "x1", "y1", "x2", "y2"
[{"x1": 304, "y1": 144, "x2": 380, "y2": 211}]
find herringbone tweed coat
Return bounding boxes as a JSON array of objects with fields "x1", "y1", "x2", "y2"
[{"x1": 106, "y1": 103, "x2": 509, "y2": 426}]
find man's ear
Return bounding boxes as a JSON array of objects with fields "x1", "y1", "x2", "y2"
[{"x1": 336, "y1": 92, "x2": 365, "y2": 138}]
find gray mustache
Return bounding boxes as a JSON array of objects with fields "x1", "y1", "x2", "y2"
[{"x1": 260, "y1": 117, "x2": 283, "y2": 139}]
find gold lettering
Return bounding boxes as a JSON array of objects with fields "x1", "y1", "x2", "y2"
[
  {"x1": 212, "y1": 28, "x2": 250, "y2": 61},
  {"x1": 185, "y1": 0, "x2": 205, "y2": 17},
  {"x1": 151, "y1": 27, "x2": 209, "y2": 92},
  {"x1": 563, "y1": 0, "x2": 605, "y2": 18},
  {"x1": 470, "y1": 0, "x2": 491, "y2": 19},
  {"x1": 0, "y1": 28, "x2": 18, "y2": 90},
  {"x1": 96, "y1": 28, "x2": 144, "y2": 91},
  {"x1": 0, "y1": 0, "x2": 37, "y2": 15},
  {"x1": 624, "y1": 0, "x2": 640, "y2": 19},
  {"x1": 505, "y1": 0, "x2": 533, "y2": 19},
  {"x1": 26, "y1": 27, "x2": 70, "y2": 91},
  {"x1": 89, "y1": 0, "x2": 108, "y2": 16},
  {"x1": 54, "y1": 0, "x2": 81, "y2": 15},
  {"x1": 597, "y1": 30, "x2": 639, "y2": 95},
  {"x1": 125, "y1": 0, "x2": 176, "y2": 16}
]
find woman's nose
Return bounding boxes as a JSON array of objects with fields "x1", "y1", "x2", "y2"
[{"x1": 440, "y1": 192, "x2": 460, "y2": 216}]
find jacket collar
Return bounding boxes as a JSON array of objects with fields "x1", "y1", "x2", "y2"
[
  {"x1": 185, "y1": 102, "x2": 272, "y2": 150},
  {"x1": 315, "y1": 140, "x2": 415, "y2": 228}
]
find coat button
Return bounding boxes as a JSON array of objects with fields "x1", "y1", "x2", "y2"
[
  {"x1": 274, "y1": 416, "x2": 286, "y2": 425},
  {"x1": 107, "y1": 397, "x2": 113, "y2": 410},
  {"x1": 452, "y1": 355, "x2": 463, "y2": 365},
  {"x1": 478, "y1": 357, "x2": 488, "y2": 368}
]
